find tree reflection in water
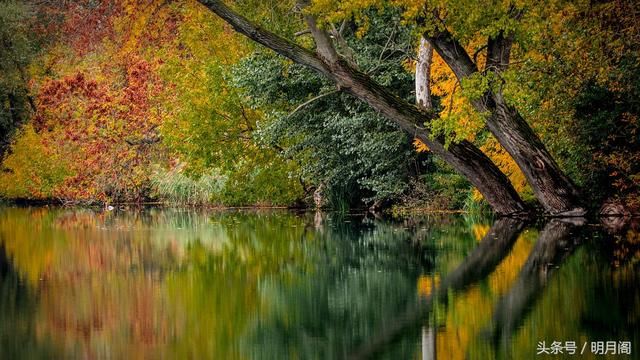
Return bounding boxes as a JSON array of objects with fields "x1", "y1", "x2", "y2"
[
  {"x1": 350, "y1": 217, "x2": 638, "y2": 360},
  {"x1": 0, "y1": 207, "x2": 637, "y2": 359}
]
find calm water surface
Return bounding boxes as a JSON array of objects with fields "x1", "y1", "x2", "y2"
[{"x1": 0, "y1": 206, "x2": 637, "y2": 359}]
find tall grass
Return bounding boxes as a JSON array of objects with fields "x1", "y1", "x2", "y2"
[{"x1": 150, "y1": 167, "x2": 227, "y2": 205}]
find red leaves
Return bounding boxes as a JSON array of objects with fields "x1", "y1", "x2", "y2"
[
  {"x1": 61, "y1": 1, "x2": 120, "y2": 56},
  {"x1": 33, "y1": 57, "x2": 168, "y2": 202},
  {"x1": 35, "y1": 73, "x2": 109, "y2": 132}
]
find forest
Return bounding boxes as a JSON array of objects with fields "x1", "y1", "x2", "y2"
[{"x1": 1, "y1": 0, "x2": 639, "y2": 216}]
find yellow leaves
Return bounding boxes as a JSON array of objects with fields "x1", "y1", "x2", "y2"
[
  {"x1": 308, "y1": 0, "x2": 379, "y2": 23},
  {"x1": 117, "y1": 0, "x2": 171, "y2": 55},
  {"x1": 176, "y1": 1, "x2": 249, "y2": 65},
  {"x1": 308, "y1": 0, "x2": 424, "y2": 36},
  {"x1": 479, "y1": 136, "x2": 533, "y2": 201},
  {"x1": 413, "y1": 138, "x2": 430, "y2": 152},
  {"x1": 391, "y1": 0, "x2": 425, "y2": 20},
  {"x1": 307, "y1": 0, "x2": 379, "y2": 39},
  {"x1": 0, "y1": 125, "x2": 70, "y2": 199},
  {"x1": 429, "y1": 46, "x2": 486, "y2": 145}
]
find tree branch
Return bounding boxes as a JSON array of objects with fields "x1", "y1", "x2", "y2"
[
  {"x1": 424, "y1": 27, "x2": 478, "y2": 79},
  {"x1": 197, "y1": 0, "x2": 328, "y2": 74},
  {"x1": 486, "y1": 31, "x2": 514, "y2": 73},
  {"x1": 486, "y1": 5, "x2": 522, "y2": 72},
  {"x1": 288, "y1": 89, "x2": 339, "y2": 117},
  {"x1": 196, "y1": 0, "x2": 527, "y2": 215},
  {"x1": 330, "y1": 23, "x2": 358, "y2": 68},
  {"x1": 415, "y1": 37, "x2": 433, "y2": 110},
  {"x1": 298, "y1": 0, "x2": 341, "y2": 64}
]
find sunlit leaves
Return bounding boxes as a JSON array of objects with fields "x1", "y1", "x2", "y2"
[{"x1": 0, "y1": 124, "x2": 69, "y2": 199}]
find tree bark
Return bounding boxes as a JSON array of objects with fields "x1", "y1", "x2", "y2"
[
  {"x1": 197, "y1": 0, "x2": 528, "y2": 215},
  {"x1": 427, "y1": 29, "x2": 585, "y2": 216},
  {"x1": 415, "y1": 37, "x2": 433, "y2": 110}
]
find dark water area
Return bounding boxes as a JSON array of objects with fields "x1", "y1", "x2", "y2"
[{"x1": 0, "y1": 206, "x2": 637, "y2": 359}]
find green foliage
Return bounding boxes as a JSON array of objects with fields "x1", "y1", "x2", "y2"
[
  {"x1": 1, "y1": 0, "x2": 639, "y2": 211},
  {"x1": 213, "y1": 154, "x2": 303, "y2": 207},
  {"x1": 398, "y1": 157, "x2": 472, "y2": 211},
  {"x1": 570, "y1": 59, "x2": 640, "y2": 207},
  {"x1": 155, "y1": 2, "x2": 303, "y2": 206},
  {"x1": 233, "y1": 9, "x2": 426, "y2": 208},
  {"x1": 496, "y1": 0, "x2": 640, "y2": 208},
  {"x1": 0, "y1": 1, "x2": 37, "y2": 155}
]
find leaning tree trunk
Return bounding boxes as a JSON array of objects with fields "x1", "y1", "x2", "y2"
[
  {"x1": 427, "y1": 30, "x2": 585, "y2": 216},
  {"x1": 330, "y1": 62, "x2": 527, "y2": 215},
  {"x1": 197, "y1": 0, "x2": 528, "y2": 215}
]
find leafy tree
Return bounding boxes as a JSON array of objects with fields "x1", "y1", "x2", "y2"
[
  {"x1": 0, "y1": 0, "x2": 303, "y2": 205},
  {"x1": 156, "y1": 0, "x2": 303, "y2": 206},
  {"x1": 0, "y1": 1, "x2": 38, "y2": 156},
  {"x1": 232, "y1": 9, "x2": 423, "y2": 208}
]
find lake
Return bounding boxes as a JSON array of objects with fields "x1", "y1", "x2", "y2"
[{"x1": 0, "y1": 206, "x2": 637, "y2": 359}]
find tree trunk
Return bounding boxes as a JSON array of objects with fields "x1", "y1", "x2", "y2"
[
  {"x1": 197, "y1": 0, "x2": 528, "y2": 215},
  {"x1": 427, "y1": 30, "x2": 585, "y2": 216},
  {"x1": 489, "y1": 94, "x2": 584, "y2": 215},
  {"x1": 333, "y1": 62, "x2": 527, "y2": 215},
  {"x1": 415, "y1": 38, "x2": 433, "y2": 111}
]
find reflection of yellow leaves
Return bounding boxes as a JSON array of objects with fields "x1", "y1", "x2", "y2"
[
  {"x1": 471, "y1": 224, "x2": 490, "y2": 241},
  {"x1": 417, "y1": 275, "x2": 440, "y2": 297},
  {"x1": 0, "y1": 208, "x2": 312, "y2": 358},
  {"x1": 435, "y1": 231, "x2": 535, "y2": 359},
  {"x1": 488, "y1": 232, "x2": 535, "y2": 294}
]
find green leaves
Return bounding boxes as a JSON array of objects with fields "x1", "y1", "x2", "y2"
[{"x1": 231, "y1": 8, "x2": 420, "y2": 208}]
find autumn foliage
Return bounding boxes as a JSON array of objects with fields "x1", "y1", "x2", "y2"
[{"x1": 0, "y1": 0, "x2": 639, "y2": 210}]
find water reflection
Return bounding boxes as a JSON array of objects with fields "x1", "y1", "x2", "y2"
[
  {"x1": 0, "y1": 207, "x2": 637, "y2": 359},
  {"x1": 488, "y1": 219, "x2": 584, "y2": 351}
]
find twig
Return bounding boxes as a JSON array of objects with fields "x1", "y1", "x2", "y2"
[
  {"x1": 288, "y1": 89, "x2": 339, "y2": 117},
  {"x1": 294, "y1": 29, "x2": 311, "y2": 37},
  {"x1": 473, "y1": 44, "x2": 488, "y2": 65}
]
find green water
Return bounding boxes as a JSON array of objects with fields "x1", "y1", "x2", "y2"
[{"x1": 0, "y1": 207, "x2": 637, "y2": 359}]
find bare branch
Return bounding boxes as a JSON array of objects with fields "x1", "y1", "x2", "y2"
[
  {"x1": 288, "y1": 89, "x2": 340, "y2": 117},
  {"x1": 294, "y1": 29, "x2": 311, "y2": 37}
]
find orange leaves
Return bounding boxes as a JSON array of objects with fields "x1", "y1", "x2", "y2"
[
  {"x1": 21, "y1": 56, "x2": 169, "y2": 202},
  {"x1": 413, "y1": 138, "x2": 430, "y2": 153},
  {"x1": 56, "y1": 0, "x2": 120, "y2": 56},
  {"x1": 36, "y1": 73, "x2": 110, "y2": 132}
]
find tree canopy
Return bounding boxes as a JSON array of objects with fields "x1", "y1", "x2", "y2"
[{"x1": 0, "y1": 0, "x2": 637, "y2": 214}]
